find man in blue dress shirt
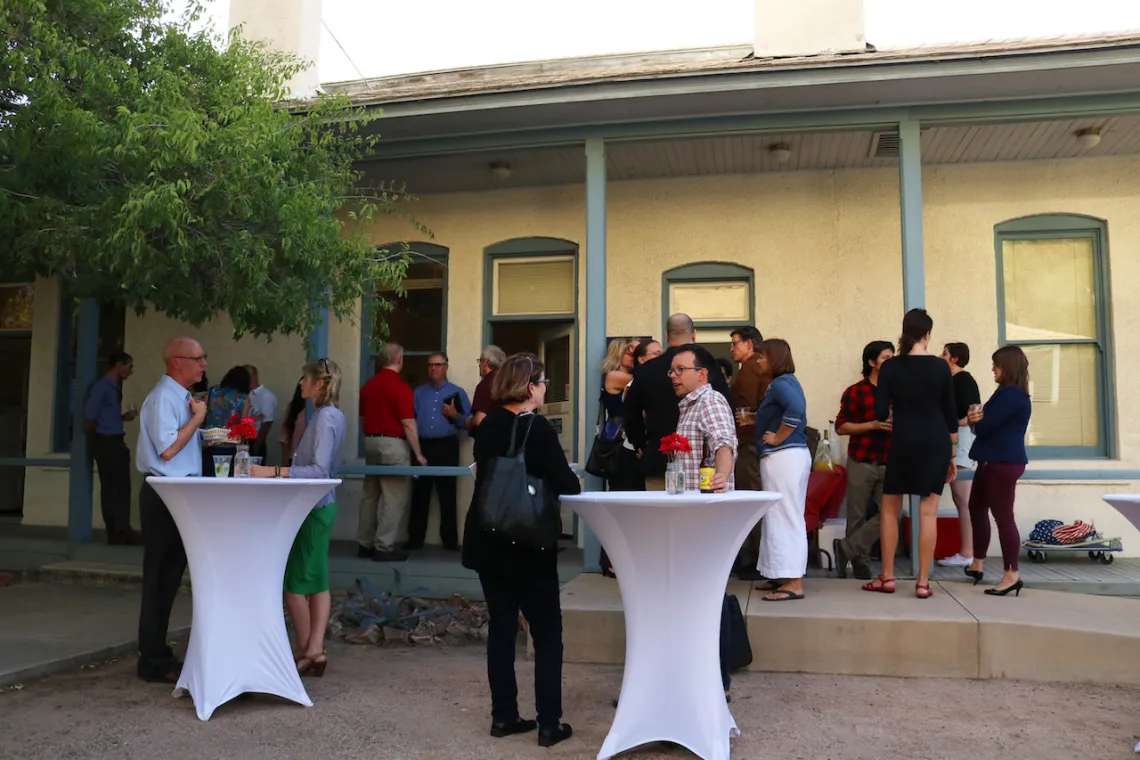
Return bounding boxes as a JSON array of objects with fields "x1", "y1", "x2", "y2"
[
  {"x1": 135, "y1": 337, "x2": 207, "y2": 683},
  {"x1": 83, "y1": 351, "x2": 139, "y2": 545},
  {"x1": 406, "y1": 352, "x2": 470, "y2": 551}
]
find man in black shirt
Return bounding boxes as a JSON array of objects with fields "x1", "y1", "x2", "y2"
[{"x1": 625, "y1": 313, "x2": 733, "y2": 486}]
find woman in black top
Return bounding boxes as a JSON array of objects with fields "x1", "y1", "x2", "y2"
[
  {"x1": 461, "y1": 352, "x2": 580, "y2": 748},
  {"x1": 865, "y1": 309, "x2": 958, "y2": 599},
  {"x1": 938, "y1": 342, "x2": 982, "y2": 568}
]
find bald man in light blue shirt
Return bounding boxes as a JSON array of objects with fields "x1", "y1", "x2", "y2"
[{"x1": 135, "y1": 336, "x2": 208, "y2": 684}]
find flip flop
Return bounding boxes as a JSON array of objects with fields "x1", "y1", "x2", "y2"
[
  {"x1": 762, "y1": 589, "x2": 805, "y2": 601},
  {"x1": 755, "y1": 581, "x2": 781, "y2": 592}
]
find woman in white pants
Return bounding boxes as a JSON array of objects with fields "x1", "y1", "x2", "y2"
[{"x1": 752, "y1": 339, "x2": 811, "y2": 601}]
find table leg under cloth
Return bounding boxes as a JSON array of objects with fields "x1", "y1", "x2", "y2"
[
  {"x1": 565, "y1": 492, "x2": 773, "y2": 760},
  {"x1": 148, "y1": 478, "x2": 338, "y2": 721}
]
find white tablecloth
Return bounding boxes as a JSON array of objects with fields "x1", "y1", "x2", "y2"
[
  {"x1": 562, "y1": 490, "x2": 778, "y2": 760},
  {"x1": 147, "y1": 477, "x2": 341, "y2": 721},
  {"x1": 1100, "y1": 494, "x2": 1140, "y2": 753}
]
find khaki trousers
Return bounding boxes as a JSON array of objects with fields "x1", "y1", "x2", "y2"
[
  {"x1": 357, "y1": 436, "x2": 412, "y2": 551},
  {"x1": 734, "y1": 444, "x2": 764, "y2": 562},
  {"x1": 843, "y1": 459, "x2": 886, "y2": 564}
]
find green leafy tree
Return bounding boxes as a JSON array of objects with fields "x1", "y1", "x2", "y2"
[{"x1": 1, "y1": 0, "x2": 417, "y2": 339}]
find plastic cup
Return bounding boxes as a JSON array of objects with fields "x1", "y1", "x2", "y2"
[
  {"x1": 213, "y1": 455, "x2": 231, "y2": 478},
  {"x1": 250, "y1": 457, "x2": 263, "y2": 466}
]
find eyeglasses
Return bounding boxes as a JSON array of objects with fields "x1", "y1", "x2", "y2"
[
  {"x1": 667, "y1": 366, "x2": 699, "y2": 377},
  {"x1": 531, "y1": 377, "x2": 550, "y2": 385},
  {"x1": 427, "y1": 362, "x2": 447, "y2": 368},
  {"x1": 175, "y1": 354, "x2": 208, "y2": 363}
]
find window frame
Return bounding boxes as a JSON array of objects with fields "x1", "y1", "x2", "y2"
[
  {"x1": 358, "y1": 242, "x2": 450, "y2": 457},
  {"x1": 994, "y1": 214, "x2": 1115, "y2": 459},
  {"x1": 51, "y1": 297, "x2": 127, "y2": 453},
  {"x1": 660, "y1": 262, "x2": 756, "y2": 342}
]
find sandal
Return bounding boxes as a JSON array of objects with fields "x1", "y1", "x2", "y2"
[
  {"x1": 297, "y1": 652, "x2": 328, "y2": 678},
  {"x1": 762, "y1": 589, "x2": 804, "y2": 601},
  {"x1": 755, "y1": 580, "x2": 781, "y2": 592},
  {"x1": 861, "y1": 575, "x2": 896, "y2": 594},
  {"x1": 915, "y1": 583, "x2": 934, "y2": 599}
]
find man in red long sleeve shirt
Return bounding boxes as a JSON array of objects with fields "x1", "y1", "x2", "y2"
[{"x1": 833, "y1": 341, "x2": 894, "y2": 580}]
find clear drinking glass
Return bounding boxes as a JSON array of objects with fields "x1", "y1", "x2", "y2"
[{"x1": 213, "y1": 455, "x2": 232, "y2": 478}]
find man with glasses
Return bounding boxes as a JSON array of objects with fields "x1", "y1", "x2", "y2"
[
  {"x1": 135, "y1": 337, "x2": 207, "y2": 683},
  {"x1": 625, "y1": 313, "x2": 732, "y2": 489},
  {"x1": 407, "y1": 351, "x2": 470, "y2": 551}
]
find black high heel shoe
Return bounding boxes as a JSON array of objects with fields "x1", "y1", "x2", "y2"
[
  {"x1": 984, "y1": 579, "x2": 1024, "y2": 597},
  {"x1": 965, "y1": 567, "x2": 984, "y2": 586}
]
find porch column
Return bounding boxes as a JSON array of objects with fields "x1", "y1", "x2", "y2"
[
  {"x1": 582, "y1": 136, "x2": 607, "y2": 572},
  {"x1": 67, "y1": 298, "x2": 100, "y2": 543},
  {"x1": 898, "y1": 118, "x2": 925, "y2": 576},
  {"x1": 305, "y1": 299, "x2": 330, "y2": 420}
]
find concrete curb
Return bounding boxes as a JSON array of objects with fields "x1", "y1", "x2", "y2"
[{"x1": 0, "y1": 625, "x2": 191, "y2": 689}]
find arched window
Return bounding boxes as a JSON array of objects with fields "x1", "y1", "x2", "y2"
[
  {"x1": 994, "y1": 214, "x2": 1114, "y2": 458},
  {"x1": 661, "y1": 262, "x2": 755, "y2": 355}
]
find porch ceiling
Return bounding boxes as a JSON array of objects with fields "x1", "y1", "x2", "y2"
[{"x1": 363, "y1": 115, "x2": 1140, "y2": 195}]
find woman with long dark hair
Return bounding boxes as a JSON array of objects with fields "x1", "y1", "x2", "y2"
[
  {"x1": 462, "y1": 353, "x2": 579, "y2": 747},
  {"x1": 965, "y1": 346, "x2": 1032, "y2": 596},
  {"x1": 278, "y1": 382, "x2": 307, "y2": 466},
  {"x1": 866, "y1": 309, "x2": 958, "y2": 598}
]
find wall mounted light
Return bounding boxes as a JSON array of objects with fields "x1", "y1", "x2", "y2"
[
  {"x1": 768, "y1": 143, "x2": 792, "y2": 163},
  {"x1": 1075, "y1": 127, "x2": 1102, "y2": 150},
  {"x1": 490, "y1": 161, "x2": 512, "y2": 179}
]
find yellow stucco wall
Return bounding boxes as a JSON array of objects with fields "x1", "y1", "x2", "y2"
[{"x1": 17, "y1": 155, "x2": 1140, "y2": 553}]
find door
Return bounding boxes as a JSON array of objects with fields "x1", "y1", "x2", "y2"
[
  {"x1": 539, "y1": 324, "x2": 575, "y2": 537},
  {"x1": 0, "y1": 336, "x2": 31, "y2": 515}
]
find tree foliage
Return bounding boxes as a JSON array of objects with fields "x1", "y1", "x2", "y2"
[{"x1": 1, "y1": 0, "x2": 416, "y2": 338}]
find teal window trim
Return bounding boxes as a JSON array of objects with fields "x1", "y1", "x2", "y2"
[
  {"x1": 358, "y1": 242, "x2": 449, "y2": 457},
  {"x1": 993, "y1": 214, "x2": 1115, "y2": 460},
  {"x1": 660, "y1": 262, "x2": 756, "y2": 340},
  {"x1": 482, "y1": 237, "x2": 580, "y2": 460}
]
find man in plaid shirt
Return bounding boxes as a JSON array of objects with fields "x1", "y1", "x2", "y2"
[
  {"x1": 671, "y1": 347, "x2": 737, "y2": 491},
  {"x1": 833, "y1": 341, "x2": 894, "y2": 580}
]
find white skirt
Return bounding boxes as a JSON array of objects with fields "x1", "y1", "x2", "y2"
[{"x1": 756, "y1": 446, "x2": 811, "y2": 580}]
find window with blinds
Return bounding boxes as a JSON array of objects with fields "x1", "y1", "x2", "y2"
[
  {"x1": 668, "y1": 281, "x2": 750, "y2": 323},
  {"x1": 493, "y1": 256, "x2": 575, "y2": 316},
  {"x1": 996, "y1": 218, "x2": 1112, "y2": 457}
]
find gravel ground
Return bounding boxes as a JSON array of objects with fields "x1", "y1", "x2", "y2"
[{"x1": 2, "y1": 641, "x2": 1139, "y2": 760}]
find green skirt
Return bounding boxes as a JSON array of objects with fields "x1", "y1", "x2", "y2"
[{"x1": 284, "y1": 502, "x2": 337, "y2": 595}]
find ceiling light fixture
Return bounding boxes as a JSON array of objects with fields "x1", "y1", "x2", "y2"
[
  {"x1": 1075, "y1": 127, "x2": 1102, "y2": 150},
  {"x1": 490, "y1": 161, "x2": 512, "y2": 179},
  {"x1": 768, "y1": 143, "x2": 792, "y2": 163}
]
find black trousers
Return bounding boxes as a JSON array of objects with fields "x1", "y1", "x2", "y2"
[
  {"x1": 137, "y1": 481, "x2": 188, "y2": 678},
  {"x1": 600, "y1": 446, "x2": 643, "y2": 573},
  {"x1": 91, "y1": 434, "x2": 133, "y2": 535},
  {"x1": 479, "y1": 572, "x2": 563, "y2": 728},
  {"x1": 408, "y1": 436, "x2": 460, "y2": 548}
]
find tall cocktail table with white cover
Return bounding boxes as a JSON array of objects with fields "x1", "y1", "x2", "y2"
[
  {"x1": 562, "y1": 490, "x2": 779, "y2": 760},
  {"x1": 1101, "y1": 493, "x2": 1140, "y2": 753},
  {"x1": 147, "y1": 476, "x2": 341, "y2": 721}
]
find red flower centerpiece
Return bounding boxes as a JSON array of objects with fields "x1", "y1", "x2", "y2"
[
  {"x1": 225, "y1": 413, "x2": 258, "y2": 444},
  {"x1": 659, "y1": 433, "x2": 691, "y2": 494}
]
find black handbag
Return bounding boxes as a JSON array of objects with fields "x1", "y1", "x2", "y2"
[
  {"x1": 478, "y1": 415, "x2": 561, "y2": 551},
  {"x1": 585, "y1": 395, "x2": 622, "y2": 479},
  {"x1": 722, "y1": 595, "x2": 753, "y2": 672}
]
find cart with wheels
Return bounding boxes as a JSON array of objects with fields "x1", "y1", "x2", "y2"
[{"x1": 1023, "y1": 534, "x2": 1123, "y2": 564}]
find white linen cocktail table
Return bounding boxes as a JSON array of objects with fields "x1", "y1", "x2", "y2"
[
  {"x1": 1100, "y1": 493, "x2": 1140, "y2": 753},
  {"x1": 562, "y1": 490, "x2": 778, "y2": 760},
  {"x1": 147, "y1": 476, "x2": 341, "y2": 721}
]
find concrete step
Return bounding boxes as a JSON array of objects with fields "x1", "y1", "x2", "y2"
[
  {"x1": 35, "y1": 561, "x2": 190, "y2": 590},
  {"x1": 561, "y1": 574, "x2": 1140, "y2": 686}
]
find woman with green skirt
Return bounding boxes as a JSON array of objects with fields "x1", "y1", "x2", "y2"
[{"x1": 252, "y1": 358, "x2": 345, "y2": 676}]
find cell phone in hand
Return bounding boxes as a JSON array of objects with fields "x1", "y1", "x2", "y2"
[{"x1": 443, "y1": 392, "x2": 462, "y2": 412}]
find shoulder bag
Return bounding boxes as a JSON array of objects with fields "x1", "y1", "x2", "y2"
[{"x1": 478, "y1": 415, "x2": 562, "y2": 551}]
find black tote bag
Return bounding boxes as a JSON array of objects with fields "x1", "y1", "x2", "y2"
[{"x1": 478, "y1": 415, "x2": 561, "y2": 551}]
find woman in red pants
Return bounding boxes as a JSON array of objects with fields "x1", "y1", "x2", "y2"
[{"x1": 965, "y1": 346, "x2": 1033, "y2": 596}]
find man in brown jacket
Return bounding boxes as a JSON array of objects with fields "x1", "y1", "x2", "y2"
[{"x1": 729, "y1": 325, "x2": 768, "y2": 579}]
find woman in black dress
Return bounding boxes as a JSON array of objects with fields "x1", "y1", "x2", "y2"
[
  {"x1": 461, "y1": 353, "x2": 579, "y2": 748},
  {"x1": 865, "y1": 309, "x2": 958, "y2": 598}
]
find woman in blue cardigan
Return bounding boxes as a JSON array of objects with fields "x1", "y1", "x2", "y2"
[{"x1": 965, "y1": 345, "x2": 1033, "y2": 597}]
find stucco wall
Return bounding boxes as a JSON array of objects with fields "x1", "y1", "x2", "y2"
[{"x1": 18, "y1": 155, "x2": 1140, "y2": 553}]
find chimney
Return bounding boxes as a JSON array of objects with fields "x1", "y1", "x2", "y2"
[
  {"x1": 754, "y1": 0, "x2": 866, "y2": 59},
  {"x1": 229, "y1": 0, "x2": 323, "y2": 99}
]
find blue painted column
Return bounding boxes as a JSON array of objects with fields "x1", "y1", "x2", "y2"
[
  {"x1": 582, "y1": 137, "x2": 607, "y2": 573},
  {"x1": 898, "y1": 118, "x2": 926, "y2": 576},
  {"x1": 67, "y1": 299, "x2": 100, "y2": 543},
  {"x1": 306, "y1": 296, "x2": 330, "y2": 421}
]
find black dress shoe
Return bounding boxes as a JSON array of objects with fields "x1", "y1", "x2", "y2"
[
  {"x1": 357, "y1": 545, "x2": 374, "y2": 559},
  {"x1": 538, "y1": 723, "x2": 572, "y2": 748},
  {"x1": 403, "y1": 542, "x2": 424, "y2": 551},
  {"x1": 490, "y1": 718, "x2": 537, "y2": 738},
  {"x1": 372, "y1": 550, "x2": 409, "y2": 562}
]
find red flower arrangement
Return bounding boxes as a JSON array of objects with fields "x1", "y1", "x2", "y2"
[
  {"x1": 658, "y1": 433, "x2": 692, "y2": 459},
  {"x1": 225, "y1": 413, "x2": 258, "y2": 443}
]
